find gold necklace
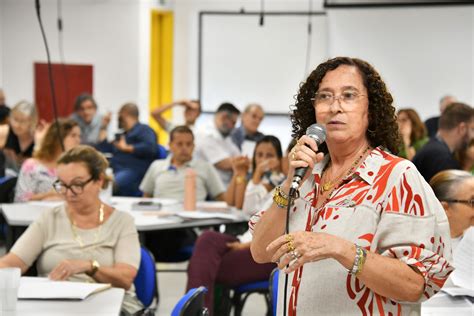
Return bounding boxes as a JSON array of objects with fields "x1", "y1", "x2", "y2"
[
  {"x1": 69, "y1": 203, "x2": 104, "y2": 249},
  {"x1": 320, "y1": 146, "x2": 371, "y2": 193}
]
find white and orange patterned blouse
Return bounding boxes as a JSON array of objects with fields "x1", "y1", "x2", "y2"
[{"x1": 249, "y1": 147, "x2": 453, "y2": 315}]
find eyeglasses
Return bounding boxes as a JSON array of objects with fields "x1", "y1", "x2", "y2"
[
  {"x1": 53, "y1": 177, "x2": 94, "y2": 195},
  {"x1": 442, "y1": 199, "x2": 474, "y2": 208},
  {"x1": 311, "y1": 91, "x2": 367, "y2": 106}
]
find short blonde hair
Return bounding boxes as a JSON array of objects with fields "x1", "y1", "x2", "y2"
[{"x1": 11, "y1": 100, "x2": 38, "y2": 133}]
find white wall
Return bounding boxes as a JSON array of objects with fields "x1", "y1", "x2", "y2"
[
  {"x1": 173, "y1": 1, "x2": 473, "y2": 120},
  {"x1": 327, "y1": 7, "x2": 474, "y2": 120},
  {"x1": 0, "y1": 0, "x2": 159, "y2": 130},
  {"x1": 1, "y1": 0, "x2": 473, "y2": 145},
  {"x1": 171, "y1": 0, "x2": 324, "y2": 103}
]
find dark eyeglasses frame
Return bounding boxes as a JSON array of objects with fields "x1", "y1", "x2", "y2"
[
  {"x1": 53, "y1": 177, "x2": 94, "y2": 195},
  {"x1": 442, "y1": 199, "x2": 474, "y2": 208}
]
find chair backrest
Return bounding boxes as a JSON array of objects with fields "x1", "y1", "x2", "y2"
[
  {"x1": 133, "y1": 247, "x2": 158, "y2": 308},
  {"x1": 156, "y1": 144, "x2": 168, "y2": 160},
  {"x1": 0, "y1": 177, "x2": 17, "y2": 203},
  {"x1": 171, "y1": 287, "x2": 208, "y2": 316},
  {"x1": 269, "y1": 268, "x2": 279, "y2": 316}
]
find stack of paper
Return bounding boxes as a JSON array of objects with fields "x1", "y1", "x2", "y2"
[
  {"x1": 18, "y1": 277, "x2": 111, "y2": 300},
  {"x1": 176, "y1": 211, "x2": 240, "y2": 220},
  {"x1": 441, "y1": 227, "x2": 474, "y2": 298}
]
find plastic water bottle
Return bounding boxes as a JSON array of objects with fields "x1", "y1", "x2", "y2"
[{"x1": 184, "y1": 168, "x2": 197, "y2": 211}]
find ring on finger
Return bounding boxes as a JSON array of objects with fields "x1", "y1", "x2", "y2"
[
  {"x1": 286, "y1": 241, "x2": 295, "y2": 252},
  {"x1": 291, "y1": 151, "x2": 296, "y2": 160},
  {"x1": 291, "y1": 249, "x2": 301, "y2": 260}
]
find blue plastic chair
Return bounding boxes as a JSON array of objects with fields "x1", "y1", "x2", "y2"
[
  {"x1": 171, "y1": 287, "x2": 209, "y2": 316},
  {"x1": 269, "y1": 269, "x2": 279, "y2": 316},
  {"x1": 133, "y1": 247, "x2": 159, "y2": 311},
  {"x1": 156, "y1": 144, "x2": 168, "y2": 160},
  {"x1": 228, "y1": 279, "x2": 271, "y2": 316}
]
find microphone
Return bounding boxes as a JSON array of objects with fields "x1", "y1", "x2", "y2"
[{"x1": 289, "y1": 123, "x2": 326, "y2": 197}]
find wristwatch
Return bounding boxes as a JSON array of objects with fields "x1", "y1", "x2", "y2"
[{"x1": 88, "y1": 260, "x2": 100, "y2": 276}]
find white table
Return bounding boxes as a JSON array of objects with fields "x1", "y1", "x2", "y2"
[
  {"x1": 422, "y1": 291, "x2": 473, "y2": 315},
  {"x1": 1, "y1": 198, "x2": 249, "y2": 249},
  {"x1": 11, "y1": 287, "x2": 124, "y2": 316}
]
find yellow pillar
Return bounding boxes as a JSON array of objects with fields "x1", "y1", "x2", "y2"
[{"x1": 149, "y1": 10, "x2": 173, "y2": 145}]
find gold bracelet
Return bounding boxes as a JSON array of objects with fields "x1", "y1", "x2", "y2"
[
  {"x1": 349, "y1": 245, "x2": 367, "y2": 276},
  {"x1": 273, "y1": 186, "x2": 290, "y2": 208}
]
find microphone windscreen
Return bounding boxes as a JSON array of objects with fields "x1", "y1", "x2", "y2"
[{"x1": 306, "y1": 123, "x2": 326, "y2": 145}]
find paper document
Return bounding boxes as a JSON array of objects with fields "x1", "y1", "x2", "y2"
[
  {"x1": 442, "y1": 287, "x2": 474, "y2": 297},
  {"x1": 176, "y1": 211, "x2": 240, "y2": 220},
  {"x1": 18, "y1": 277, "x2": 111, "y2": 300},
  {"x1": 451, "y1": 227, "x2": 474, "y2": 291}
]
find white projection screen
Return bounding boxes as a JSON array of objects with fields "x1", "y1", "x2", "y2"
[{"x1": 199, "y1": 12, "x2": 328, "y2": 114}]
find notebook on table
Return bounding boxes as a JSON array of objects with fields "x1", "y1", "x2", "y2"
[{"x1": 18, "y1": 277, "x2": 111, "y2": 300}]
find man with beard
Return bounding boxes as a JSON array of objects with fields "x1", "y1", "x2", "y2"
[
  {"x1": 194, "y1": 102, "x2": 241, "y2": 186},
  {"x1": 96, "y1": 102, "x2": 157, "y2": 196},
  {"x1": 413, "y1": 102, "x2": 474, "y2": 182}
]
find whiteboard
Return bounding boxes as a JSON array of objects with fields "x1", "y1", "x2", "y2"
[{"x1": 199, "y1": 12, "x2": 328, "y2": 114}]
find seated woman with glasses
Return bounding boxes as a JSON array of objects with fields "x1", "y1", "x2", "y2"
[
  {"x1": 430, "y1": 169, "x2": 474, "y2": 249},
  {"x1": 0, "y1": 145, "x2": 143, "y2": 315},
  {"x1": 14, "y1": 119, "x2": 81, "y2": 202}
]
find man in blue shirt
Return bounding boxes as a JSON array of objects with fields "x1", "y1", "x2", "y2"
[{"x1": 97, "y1": 103, "x2": 157, "y2": 196}]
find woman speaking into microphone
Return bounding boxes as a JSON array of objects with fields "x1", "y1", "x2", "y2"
[{"x1": 249, "y1": 57, "x2": 453, "y2": 315}]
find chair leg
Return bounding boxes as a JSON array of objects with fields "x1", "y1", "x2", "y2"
[
  {"x1": 232, "y1": 292, "x2": 243, "y2": 316},
  {"x1": 265, "y1": 292, "x2": 272, "y2": 316},
  {"x1": 217, "y1": 287, "x2": 233, "y2": 316}
]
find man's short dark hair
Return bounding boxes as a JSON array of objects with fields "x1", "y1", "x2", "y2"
[
  {"x1": 439, "y1": 102, "x2": 474, "y2": 130},
  {"x1": 216, "y1": 102, "x2": 240, "y2": 115},
  {"x1": 170, "y1": 125, "x2": 194, "y2": 142},
  {"x1": 120, "y1": 102, "x2": 140, "y2": 118},
  {"x1": 74, "y1": 93, "x2": 97, "y2": 112}
]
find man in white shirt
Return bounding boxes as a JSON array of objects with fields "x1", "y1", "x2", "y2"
[
  {"x1": 194, "y1": 103, "x2": 241, "y2": 186},
  {"x1": 139, "y1": 125, "x2": 226, "y2": 261},
  {"x1": 140, "y1": 125, "x2": 225, "y2": 201}
]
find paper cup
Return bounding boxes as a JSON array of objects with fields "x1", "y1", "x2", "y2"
[{"x1": 0, "y1": 267, "x2": 21, "y2": 311}]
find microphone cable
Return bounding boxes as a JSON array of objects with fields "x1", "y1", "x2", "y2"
[
  {"x1": 57, "y1": 0, "x2": 71, "y2": 112},
  {"x1": 35, "y1": 0, "x2": 64, "y2": 151},
  {"x1": 304, "y1": 0, "x2": 313, "y2": 76},
  {"x1": 282, "y1": 193, "x2": 295, "y2": 316},
  {"x1": 259, "y1": 0, "x2": 265, "y2": 26}
]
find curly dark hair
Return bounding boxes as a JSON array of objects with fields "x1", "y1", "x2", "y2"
[{"x1": 291, "y1": 57, "x2": 401, "y2": 154}]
